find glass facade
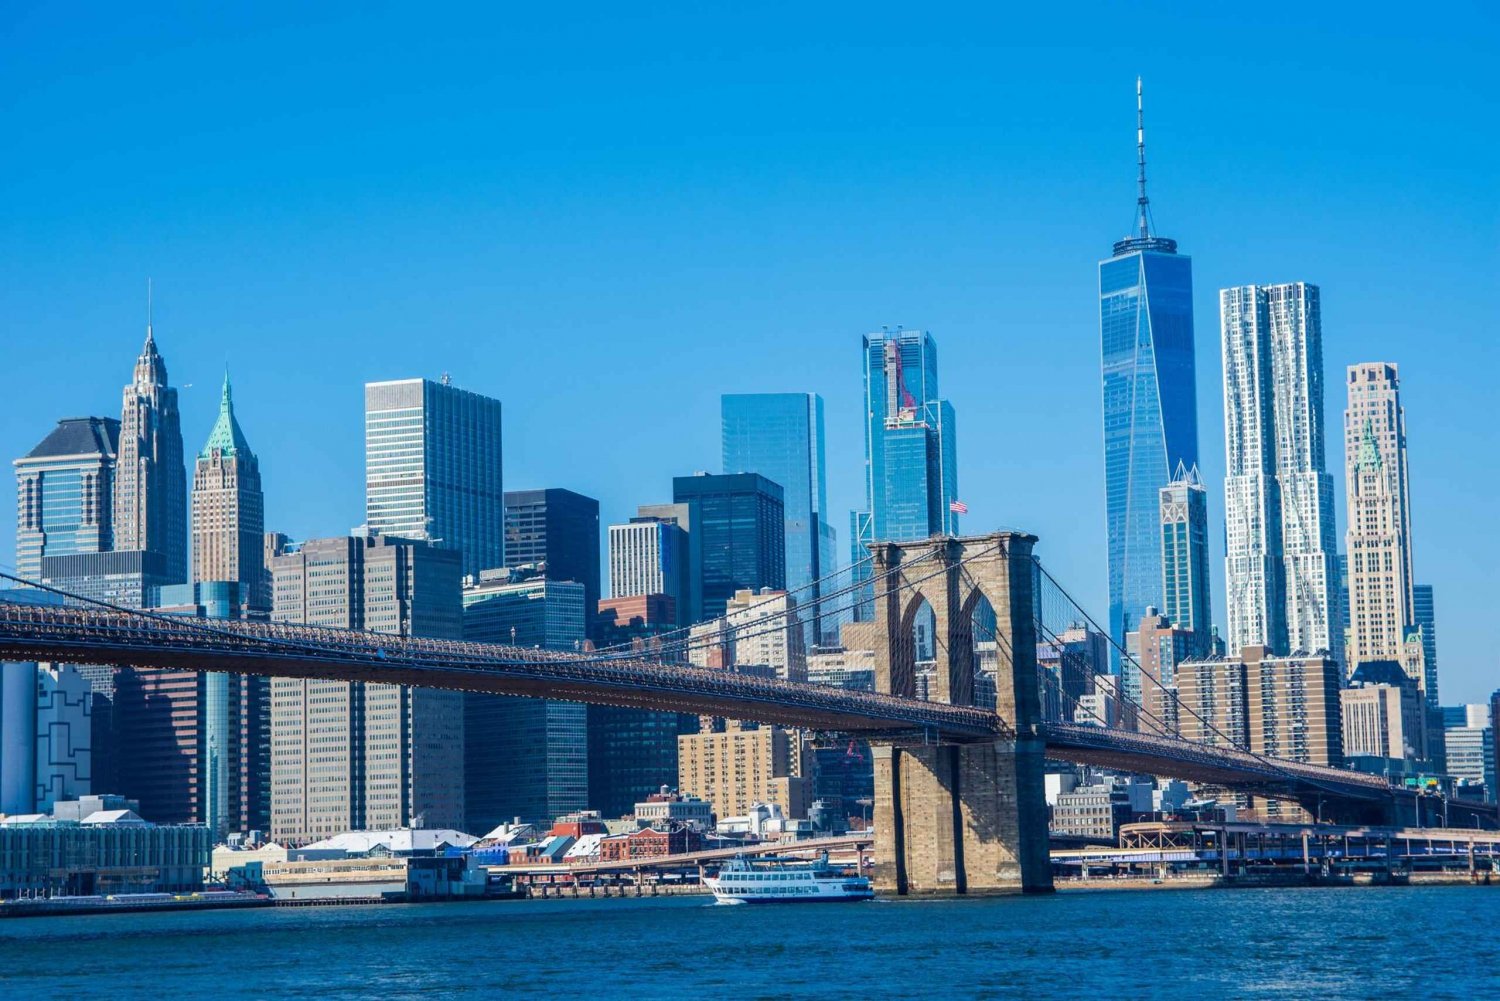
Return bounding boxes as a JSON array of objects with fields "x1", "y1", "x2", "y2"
[
  {"x1": 14, "y1": 417, "x2": 119, "y2": 582},
  {"x1": 672, "y1": 473, "x2": 785, "y2": 621},
  {"x1": 1100, "y1": 241, "x2": 1198, "y2": 665},
  {"x1": 721, "y1": 393, "x2": 831, "y2": 601},
  {"x1": 503, "y1": 488, "x2": 600, "y2": 623},
  {"x1": 1159, "y1": 467, "x2": 1212, "y2": 655},
  {"x1": 365, "y1": 378, "x2": 505, "y2": 579}
]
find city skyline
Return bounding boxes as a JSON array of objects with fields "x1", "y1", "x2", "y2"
[{"x1": 1, "y1": 8, "x2": 1495, "y2": 702}]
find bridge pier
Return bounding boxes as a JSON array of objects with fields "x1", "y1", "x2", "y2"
[{"x1": 869, "y1": 533, "x2": 1053, "y2": 895}]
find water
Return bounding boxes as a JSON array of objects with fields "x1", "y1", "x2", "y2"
[{"x1": 2, "y1": 886, "x2": 1495, "y2": 999}]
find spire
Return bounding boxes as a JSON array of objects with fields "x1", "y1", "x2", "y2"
[
  {"x1": 1356, "y1": 419, "x2": 1383, "y2": 472},
  {"x1": 146, "y1": 277, "x2": 154, "y2": 346},
  {"x1": 201, "y1": 365, "x2": 251, "y2": 459},
  {"x1": 1136, "y1": 77, "x2": 1150, "y2": 240}
]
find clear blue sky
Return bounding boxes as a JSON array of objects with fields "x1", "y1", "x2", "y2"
[{"x1": 2, "y1": 3, "x2": 1496, "y2": 701}]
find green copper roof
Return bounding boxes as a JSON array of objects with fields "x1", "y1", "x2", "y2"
[
  {"x1": 1355, "y1": 419, "x2": 1383, "y2": 472},
  {"x1": 200, "y1": 369, "x2": 252, "y2": 459}
]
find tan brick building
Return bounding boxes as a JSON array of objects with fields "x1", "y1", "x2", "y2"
[{"x1": 676, "y1": 724, "x2": 811, "y2": 821}]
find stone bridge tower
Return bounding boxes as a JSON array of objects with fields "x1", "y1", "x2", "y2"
[{"x1": 869, "y1": 531, "x2": 1053, "y2": 894}]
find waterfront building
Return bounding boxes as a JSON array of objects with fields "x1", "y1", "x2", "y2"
[
  {"x1": 114, "y1": 320, "x2": 188, "y2": 585},
  {"x1": 607, "y1": 517, "x2": 688, "y2": 622},
  {"x1": 461, "y1": 571, "x2": 587, "y2": 831},
  {"x1": 503, "y1": 488, "x2": 600, "y2": 629},
  {"x1": 110, "y1": 581, "x2": 268, "y2": 838},
  {"x1": 1412, "y1": 584, "x2": 1439, "y2": 706},
  {"x1": 1220, "y1": 282, "x2": 1342, "y2": 661},
  {"x1": 1341, "y1": 662, "x2": 1424, "y2": 767},
  {"x1": 1051, "y1": 783, "x2": 1132, "y2": 841},
  {"x1": 190, "y1": 373, "x2": 266, "y2": 610},
  {"x1": 851, "y1": 328, "x2": 959, "y2": 618},
  {"x1": 1099, "y1": 81, "x2": 1199, "y2": 662},
  {"x1": 0, "y1": 661, "x2": 91, "y2": 815},
  {"x1": 1442, "y1": 705, "x2": 1496, "y2": 801},
  {"x1": 0, "y1": 799, "x2": 211, "y2": 898},
  {"x1": 364, "y1": 377, "x2": 505, "y2": 578},
  {"x1": 672, "y1": 472, "x2": 786, "y2": 620},
  {"x1": 722, "y1": 588, "x2": 807, "y2": 682},
  {"x1": 269, "y1": 535, "x2": 465, "y2": 844},
  {"x1": 721, "y1": 393, "x2": 836, "y2": 635},
  {"x1": 14, "y1": 417, "x2": 119, "y2": 582},
  {"x1": 1159, "y1": 465, "x2": 1211, "y2": 654},
  {"x1": 677, "y1": 723, "x2": 811, "y2": 821}
]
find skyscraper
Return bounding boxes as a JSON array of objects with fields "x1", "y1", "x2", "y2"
[
  {"x1": 1345, "y1": 363, "x2": 1420, "y2": 682},
  {"x1": 721, "y1": 393, "x2": 834, "y2": 613},
  {"x1": 364, "y1": 378, "x2": 504, "y2": 578},
  {"x1": 673, "y1": 473, "x2": 786, "y2": 620},
  {"x1": 1221, "y1": 283, "x2": 1342, "y2": 662},
  {"x1": 1099, "y1": 81, "x2": 1199, "y2": 660},
  {"x1": 1413, "y1": 584, "x2": 1439, "y2": 705},
  {"x1": 191, "y1": 373, "x2": 266, "y2": 610},
  {"x1": 503, "y1": 488, "x2": 600, "y2": 621},
  {"x1": 14, "y1": 417, "x2": 119, "y2": 581},
  {"x1": 114, "y1": 316, "x2": 188, "y2": 585},
  {"x1": 1158, "y1": 464, "x2": 1211, "y2": 654},
  {"x1": 607, "y1": 518, "x2": 688, "y2": 622},
  {"x1": 269, "y1": 535, "x2": 464, "y2": 843}
]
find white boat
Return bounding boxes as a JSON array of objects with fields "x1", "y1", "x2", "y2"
[{"x1": 705, "y1": 852, "x2": 874, "y2": 903}]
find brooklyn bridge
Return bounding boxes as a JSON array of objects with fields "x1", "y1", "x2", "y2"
[{"x1": 0, "y1": 531, "x2": 1486, "y2": 894}]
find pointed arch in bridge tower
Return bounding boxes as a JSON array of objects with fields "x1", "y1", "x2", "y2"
[{"x1": 869, "y1": 532, "x2": 1052, "y2": 895}]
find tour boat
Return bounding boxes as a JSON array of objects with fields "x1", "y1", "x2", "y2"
[{"x1": 706, "y1": 852, "x2": 874, "y2": 903}]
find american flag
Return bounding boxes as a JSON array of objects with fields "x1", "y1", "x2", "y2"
[{"x1": 949, "y1": 500, "x2": 969, "y2": 515}]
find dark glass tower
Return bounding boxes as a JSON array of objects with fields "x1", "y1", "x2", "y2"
[
  {"x1": 1099, "y1": 79, "x2": 1199, "y2": 664},
  {"x1": 671, "y1": 472, "x2": 785, "y2": 621},
  {"x1": 503, "y1": 488, "x2": 601, "y2": 618}
]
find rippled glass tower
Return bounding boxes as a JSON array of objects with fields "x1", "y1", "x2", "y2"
[{"x1": 1099, "y1": 80, "x2": 1199, "y2": 664}]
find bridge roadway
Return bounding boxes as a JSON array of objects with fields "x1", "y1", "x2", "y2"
[{"x1": 0, "y1": 599, "x2": 1413, "y2": 808}]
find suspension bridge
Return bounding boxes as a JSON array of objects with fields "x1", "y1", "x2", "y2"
[{"x1": 0, "y1": 531, "x2": 1482, "y2": 894}]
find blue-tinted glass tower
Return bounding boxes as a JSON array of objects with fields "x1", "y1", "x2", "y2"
[
  {"x1": 1099, "y1": 80, "x2": 1199, "y2": 665},
  {"x1": 851, "y1": 329, "x2": 959, "y2": 618},
  {"x1": 721, "y1": 392, "x2": 831, "y2": 601}
]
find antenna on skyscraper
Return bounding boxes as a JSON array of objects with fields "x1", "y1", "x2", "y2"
[
  {"x1": 1136, "y1": 77, "x2": 1150, "y2": 239},
  {"x1": 146, "y1": 277, "x2": 154, "y2": 342}
]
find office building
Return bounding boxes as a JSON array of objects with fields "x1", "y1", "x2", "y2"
[
  {"x1": 1442, "y1": 705, "x2": 1496, "y2": 801},
  {"x1": 41, "y1": 549, "x2": 171, "y2": 609},
  {"x1": 191, "y1": 373, "x2": 266, "y2": 610},
  {"x1": 14, "y1": 417, "x2": 119, "y2": 583},
  {"x1": 1037, "y1": 625, "x2": 1107, "y2": 724},
  {"x1": 1159, "y1": 464, "x2": 1211, "y2": 654},
  {"x1": 806, "y1": 646, "x2": 877, "y2": 692},
  {"x1": 1221, "y1": 283, "x2": 1342, "y2": 661},
  {"x1": 1099, "y1": 81, "x2": 1199, "y2": 661},
  {"x1": 594, "y1": 594, "x2": 678, "y2": 649},
  {"x1": 1341, "y1": 663, "x2": 1424, "y2": 766},
  {"x1": 587, "y1": 707, "x2": 696, "y2": 821},
  {"x1": 502, "y1": 488, "x2": 600, "y2": 625},
  {"x1": 461, "y1": 572, "x2": 587, "y2": 830},
  {"x1": 722, "y1": 588, "x2": 807, "y2": 682},
  {"x1": 607, "y1": 517, "x2": 688, "y2": 623},
  {"x1": 852, "y1": 328, "x2": 959, "y2": 617},
  {"x1": 677, "y1": 724, "x2": 812, "y2": 821},
  {"x1": 364, "y1": 377, "x2": 504, "y2": 578},
  {"x1": 114, "y1": 321, "x2": 188, "y2": 585},
  {"x1": 270, "y1": 535, "x2": 464, "y2": 844},
  {"x1": 673, "y1": 472, "x2": 785, "y2": 621},
  {"x1": 1412, "y1": 585, "x2": 1439, "y2": 707},
  {"x1": 721, "y1": 393, "x2": 836, "y2": 633}
]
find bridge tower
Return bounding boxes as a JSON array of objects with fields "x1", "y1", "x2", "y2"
[{"x1": 869, "y1": 532, "x2": 1053, "y2": 894}]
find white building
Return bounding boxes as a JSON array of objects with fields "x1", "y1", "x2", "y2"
[
  {"x1": 1, "y1": 661, "x2": 91, "y2": 816},
  {"x1": 607, "y1": 518, "x2": 686, "y2": 607},
  {"x1": 1220, "y1": 282, "x2": 1342, "y2": 661}
]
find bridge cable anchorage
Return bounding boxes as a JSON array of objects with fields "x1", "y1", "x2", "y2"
[{"x1": 1023, "y1": 557, "x2": 1392, "y2": 802}]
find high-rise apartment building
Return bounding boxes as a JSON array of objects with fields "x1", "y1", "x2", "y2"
[
  {"x1": 114, "y1": 323, "x2": 188, "y2": 585},
  {"x1": 462, "y1": 572, "x2": 587, "y2": 830},
  {"x1": 1126, "y1": 608, "x2": 1193, "y2": 736},
  {"x1": 1245, "y1": 647, "x2": 1343, "y2": 768},
  {"x1": 1174, "y1": 657, "x2": 1249, "y2": 751},
  {"x1": 503, "y1": 488, "x2": 600, "y2": 622},
  {"x1": 673, "y1": 473, "x2": 785, "y2": 621},
  {"x1": 722, "y1": 588, "x2": 808, "y2": 682},
  {"x1": 677, "y1": 723, "x2": 812, "y2": 821},
  {"x1": 15, "y1": 417, "x2": 119, "y2": 582},
  {"x1": 269, "y1": 535, "x2": 464, "y2": 843},
  {"x1": 1099, "y1": 81, "x2": 1199, "y2": 661},
  {"x1": 1221, "y1": 283, "x2": 1342, "y2": 661},
  {"x1": 190, "y1": 373, "x2": 266, "y2": 610},
  {"x1": 721, "y1": 393, "x2": 835, "y2": 628},
  {"x1": 1159, "y1": 465, "x2": 1211, "y2": 654},
  {"x1": 852, "y1": 329, "x2": 959, "y2": 619},
  {"x1": 364, "y1": 378, "x2": 504, "y2": 578}
]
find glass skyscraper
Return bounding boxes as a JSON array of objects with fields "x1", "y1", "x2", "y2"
[
  {"x1": 503, "y1": 488, "x2": 601, "y2": 622},
  {"x1": 1159, "y1": 464, "x2": 1212, "y2": 655},
  {"x1": 1099, "y1": 81, "x2": 1199, "y2": 663},
  {"x1": 672, "y1": 472, "x2": 785, "y2": 621},
  {"x1": 721, "y1": 393, "x2": 834, "y2": 617},
  {"x1": 365, "y1": 377, "x2": 505, "y2": 579},
  {"x1": 15, "y1": 417, "x2": 120, "y2": 581}
]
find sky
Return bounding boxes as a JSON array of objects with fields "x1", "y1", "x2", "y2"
[{"x1": 2, "y1": 3, "x2": 1497, "y2": 702}]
